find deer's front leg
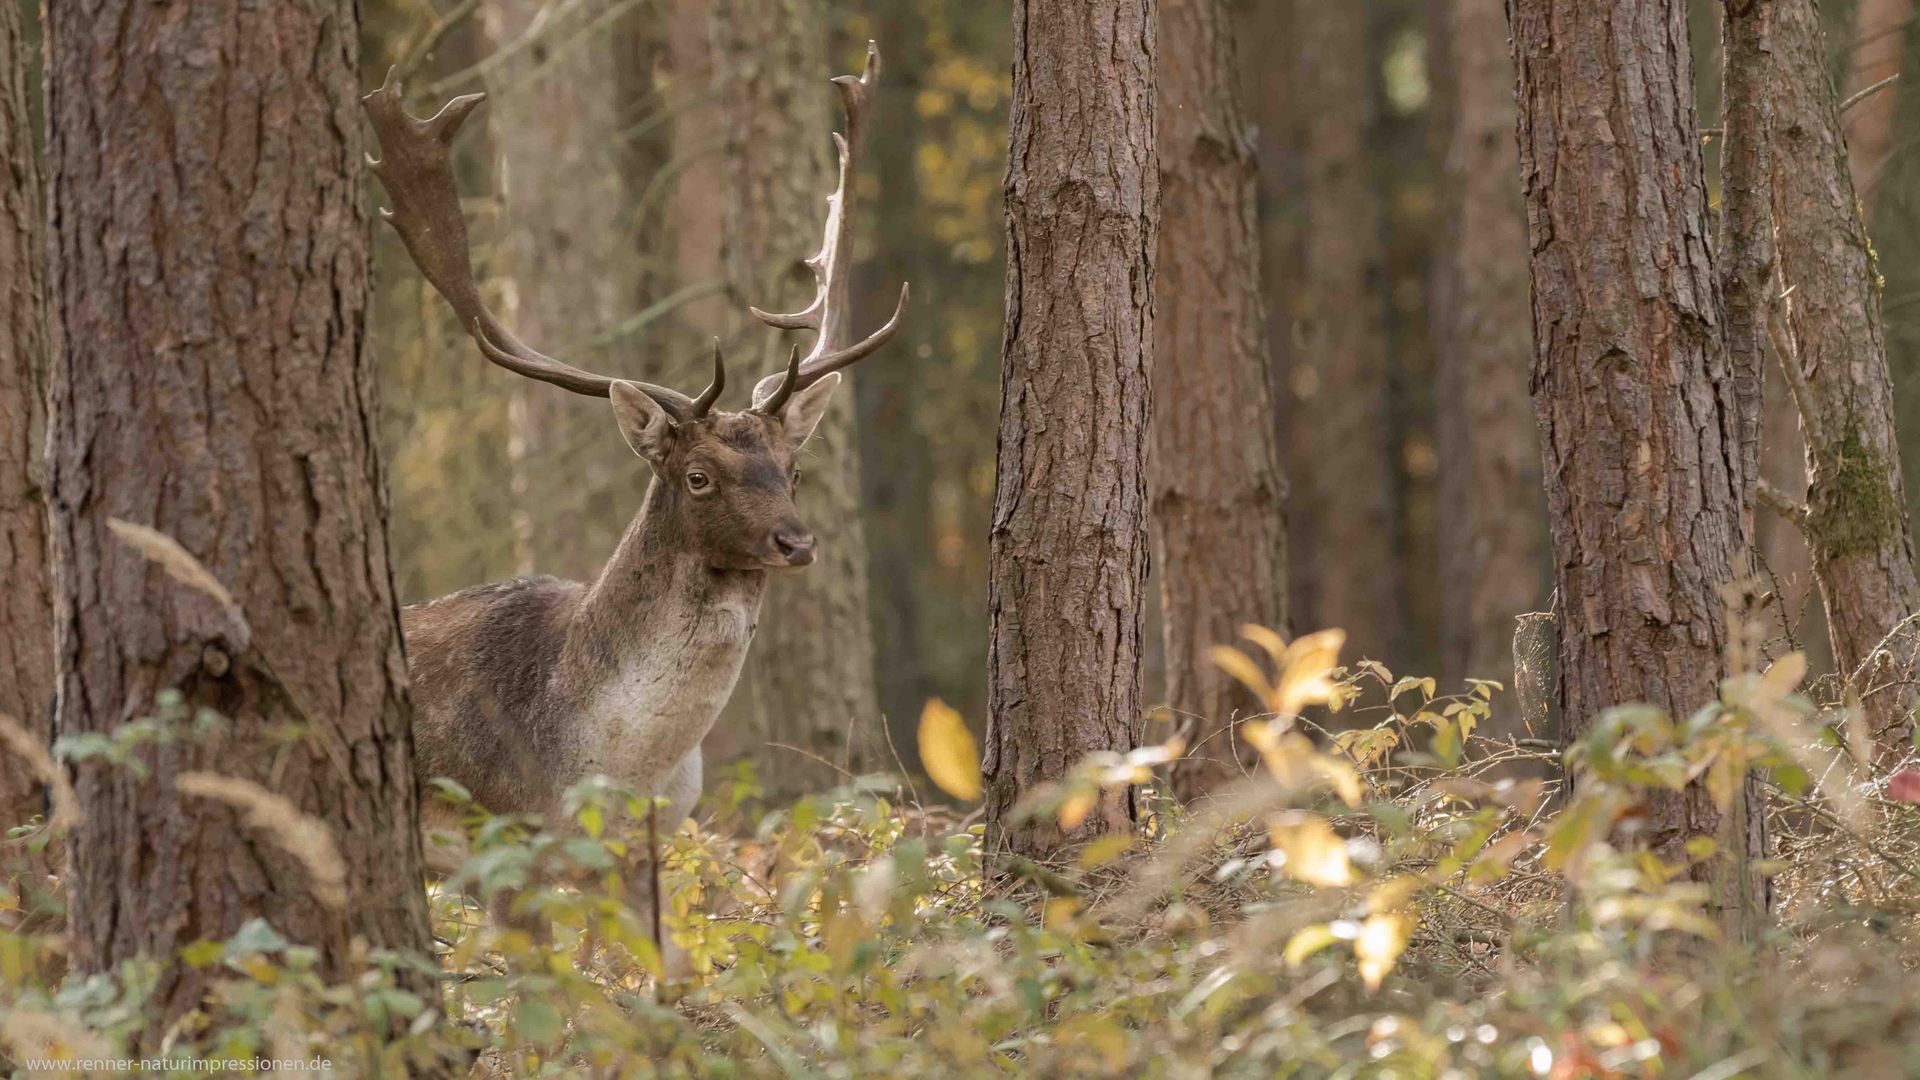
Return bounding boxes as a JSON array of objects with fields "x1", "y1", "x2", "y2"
[{"x1": 631, "y1": 748, "x2": 701, "y2": 979}]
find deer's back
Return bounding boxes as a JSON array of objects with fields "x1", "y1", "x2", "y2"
[{"x1": 403, "y1": 575, "x2": 584, "y2": 816}]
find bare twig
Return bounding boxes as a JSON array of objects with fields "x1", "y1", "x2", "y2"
[
  {"x1": 1767, "y1": 291, "x2": 1830, "y2": 460},
  {"x1": 1756, "y1": 479, "x2": 1811, "y2": 529},
  {"x1": 1840, "y1": 71, "x2": 1902, "y2": 115}
]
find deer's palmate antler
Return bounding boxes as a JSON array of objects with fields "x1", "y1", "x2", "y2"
[{"x1": 361, "y1": 42, "x2": 907, "y2": 421}]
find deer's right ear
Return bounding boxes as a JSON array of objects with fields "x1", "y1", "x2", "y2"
[{"x1": 610, "y1": 381, "x2": 677, "y2": 466}]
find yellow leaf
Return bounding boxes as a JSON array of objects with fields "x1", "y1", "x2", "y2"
[
  {"x1": 1762, "y1": 652, "x2": 1808, "y2": 697},
  {"x1": 1044, "y1": 897, "x2": 1083, "y2": 929},
  {"x1": 1269, "y1": 812, "x2": 1352, "y2": 887},
  {"x1": 1077, "y1": 834, "x2": 1134, "y2": 869},
  {"x1": 1239, "y1": 623, "x2": 1291, "y2": 666},
  {"x1": 1354, "y1": 912, "x2": 1413, "y2": 992},
  {"x1": 1284, "y1": 923, "x2": 1342, "y2": 967},
  {"x1": 1058, "y1": 788, "x2": 1099, "y2": 831},
  {"x1": 1210, "y1": 645, "x2": 1275, "y2": 702},
  {"x1": 1366, "y1": 876, "x2": 1422, "y2": 915},
  {"x1": 918, "y1": 698, "x2": 982, "y2": 801},
  {"x1": 1274, "y1": 629, "x2": 1346, "y2": 716}
]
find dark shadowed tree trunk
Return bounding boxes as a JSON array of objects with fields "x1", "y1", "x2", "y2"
[
  {"x1": 1429, "y1": 0, "x2": 1547, "y2": 707},
  {"x1": 711, "y1": 0, "x2": 883, "y2": 794},
  {"x1": 0, "y1": 0, "x2": 52, "y2": 840},
  {"x1": 1843, "y1": 0, "x2": 1912, "y2": 220},
  {"x1": 44, "y1": 0, "x2": 434, "y2": 1036},
  {"x1": 1291, "y1": 0, "x2": 1399, "y2": 664},
  {"x1": 1153, "y1": 0, "x2": 1287, "y2": 799},
  {"x1": 1766, "y1": 0, "x2": 1920, "y2": 759},
  {"x1": 984, "y1": 0, "x2": 1154, "y2": 859},
  {"x1": 1510, "y1": 0, "x2": 1763, "y2": 925}
]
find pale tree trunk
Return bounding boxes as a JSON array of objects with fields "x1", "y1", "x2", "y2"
[
  {"x1": 485, "y1": 0, "x2": 650, "y2": 583},
  {"x1": 1292, "y1": 0, "x2": 1399, "y2": 664},
  {"x1": 1768, "y1": 0, "x2": 1920, "y2": 760},
  {"x1": 1510, "y1": 0, "x2": 1764, "y2": 927},
  {"x1": 1843, "y1": 0, "x2": 1912, "y2": 220},
  {"x1": 1153, "y1": 0, "x2": 1287, "y2": 799},
  {"x1": 1430, "y1": 0, "x2": 1547, "y2": 710},
  {"x1": 711, "y1": 0, "x2": 883, "y2": 795},
  {"x1": 0, "y1": 0, "x2": 53, "y2": 846},
  {"x1": 44, "y1": 0, "x2": 434, "y2": 1038},
  {"x1": 985, "y1": 0, "x2": 1155, "y2": 860}
]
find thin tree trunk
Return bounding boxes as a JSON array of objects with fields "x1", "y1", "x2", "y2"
[
  {"x1": 1843, "y1": 0, "x2": 1912, "y2": 220},
  {"x1": 1509, "y1": 0, "x2": 1764, "y2": 927},
  {"x1": 1153, "y1": 0, "x2": 1287, "y2": 799},
  {"x1": 985, "y1": 0, "x2": 1155, "y2": 859},
  {"x1": 711, "y1": 0, "x2": 883, "y2": 795},
  {"x1": 1430, "y1": 0, "x2": 1548, "y2": 708},
  {"x1": 0, "y1": 0, "x2": 53, "y2": 843},
  {"x1": 485, "y1": 0, "x2": 648, "y2": 583},
  {"x1": 44, "y1": 0, "x2": 434, "y2": 1037},
  {"x1": 1769, "y1": 0, "x2": 1920, "y2": 760},
  {"x1": 1291, "y1": 0, "x2": 1399, "y2": 664}
]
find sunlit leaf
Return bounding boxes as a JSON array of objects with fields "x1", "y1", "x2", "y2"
[
  {"x1": 1354, "y1": 912, "x2": 1413, "y2": 993},
  {"x1": 1284, "y1": 923, "x2": 1342, "y2": 967},
  {"x1": 1210, "y1": 645, "x2": 1275, "y2": 703},
  {"x1": 1077, "y1": 834, "x2": 1134, "y2": 869},
  {"x1": 1058, "y1": 788, "x2": 1099, "y2": 831},
  {"x1": 917, "y1": 698, "x2": 982, "y2": 801},
  {"x1": 1268, "y1": 812, "x2": 1352, "y2": 887}
]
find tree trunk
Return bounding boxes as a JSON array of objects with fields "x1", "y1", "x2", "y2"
[
  {"x1": 1842, "y1": 0, "x2": 1912, "y2": 220},
  {"x1": 1430, "y1": 0, "x2": 1548, "y2": 708},
  {"x1": 1153, "y1": 0, "x2": 1287, "y2": 799},
  {"x1": 985, "y1": 0, "x2": 1154, "y2": 859},
  {"x1": 44, "y1": 0, "x2": 434, "y2": 1036},
  {"x1": 1769, "y1": 0, "x2": 1920, "y2": 760},
  {"x1": 1291, "y1": 0, "x2": 1400, "y2": 664},
  {"x1": 710, "y1": 0, "x2": 883, "y2": 795},
  {"x1": 485, "y1": 0, "x2": 651, "y2": 583},
  {"x1": 1509, "y1": 0, "x2": 1763, "y2": 925},
  {"x1": 0, "y1": 0, "x2": 53, "y2": 843}
]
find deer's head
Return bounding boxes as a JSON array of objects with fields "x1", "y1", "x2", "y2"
[
  {"x1": 608, "y1": 356, "x2": 845, "y2": 571},
  {"x1": 363, "y1": 43, "x2": 907, "y2": 574}
]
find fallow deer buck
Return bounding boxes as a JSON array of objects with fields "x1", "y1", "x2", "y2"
[{"x1": 362, "y1": 47, "x2": 907, "y2": 900}]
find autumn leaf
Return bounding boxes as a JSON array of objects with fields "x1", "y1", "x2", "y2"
[
  {"x1": 1269, "y1": 812, "x2": 1353, "y2": 887},
  {"x1": 1058, "y1": 788, "x2": 1099, "y2": 831},
  {"x1": 917, "y1": 698, "x2": 981, "y2": 801},
  {"x1": 1354, "y1": 912, "x2": 1413, "y2": 992}
]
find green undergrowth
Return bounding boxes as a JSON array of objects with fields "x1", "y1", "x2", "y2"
[{"x1": 1, "y1": 629, "x2": 1918, "y2": 1078}]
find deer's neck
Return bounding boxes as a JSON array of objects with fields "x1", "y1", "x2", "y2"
[{"x1": 564, "y1": 481, "x2": 767, "y2": 791}]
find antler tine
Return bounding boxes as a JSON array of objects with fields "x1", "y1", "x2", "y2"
[
  {"x1": 760, "y1": 344, "x2": 803, "y2": 417},
  {"x1": 690, "y1": 340, "x2": 727, "y2": 417},
  {"x1": 363, "y1": 70, "x2": 698, "y2": 420},
  {"x1": 750, "y1": 41, "x2": 910, "y2": 412}
]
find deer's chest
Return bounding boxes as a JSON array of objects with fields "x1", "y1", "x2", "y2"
[{"x1": 571, "y1": 597, "x2": 755, "y2": 795}]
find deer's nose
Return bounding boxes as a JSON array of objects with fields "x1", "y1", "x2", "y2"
[{"x1": 772, "y1": 527, "x2": 817, "y2": 567}]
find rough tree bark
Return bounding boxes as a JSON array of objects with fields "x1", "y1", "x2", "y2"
[
  {"x1": 711, "y1": 0, "x2": 883, "y2": 793},
  {"x1": 1430, "y1": 0, "x2": 1547, "y2": 705},
  {"x1": 0, "y1": 0, "x2": 53, "y2": 839},
  {"x1": 1509, "y1": 0, "x2": 1764, "y2": 923},
  {"x1": 44, "y1": 0, "x2": 434, "y2": 1034},
  {"x1": 1768, "y1": 0, "x2": 1920, "y2": 759},
  {"x1": 1291, "y1": 0, "x2": 1400, "y2": 664},
  {"x1": 1843, "y1": 0, "x2": 1912, "y2": 219},
  {"x1": 485, "y1": 0, "x2": 650, "y2": 582},
  {"x1": 984, "y1": 0, "x2": 1154, "y2": 858},
  {"x1": 1153, "y1": 0, "x2": 1287, "y2": 799}
]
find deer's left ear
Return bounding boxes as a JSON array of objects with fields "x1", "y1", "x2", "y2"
[
  {"x1": 780, "y1": 372, "x2": 841, "y2": 451},
  {"x1": 610, "y1": 381, "x2": 678, "y2": 466}
]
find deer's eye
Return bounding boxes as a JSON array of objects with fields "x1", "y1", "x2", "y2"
[
  {"x1": 791, "y1": 466, "x2": 803, "y2": 487},
  {"x1": 687, "y1": 471, "x2": 712, "y2": 493}
]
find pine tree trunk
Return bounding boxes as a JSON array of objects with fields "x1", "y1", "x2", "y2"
[
  {"x1": 1843, "y1": 0, "x2": 1911, "y2": 220},
  {"x1": 1509, "y1": 0, "x2": 1764, "y2": 925},
  {"x1": 44, "y1": 0, "x2": 434, "y2": 1036},
  {"x1": 1153, "y1": 0, "x2": 1287, "y2": 799},
  {"x1": 1770, "y1": 0, "x2": 1920, "y2": 760},
  {"x1": 0, "y1": 0, "x2": 53, "y2": 843},
  {"x1": 985, "y1": 0, "x2": 1154, "y2": 859},
  {"x1": 1291, "y1": 0, "x2": 1400, "y2": 664},
  {"x1": 485, "y1": 0, "x2": 650, "y2": 583},
  {"x1": 711, "y1": 0, "x2": 883, "y2": 795},
  {"x1": 1430, "y1": 0, "x2": 1548, "y2": 707}
]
